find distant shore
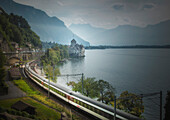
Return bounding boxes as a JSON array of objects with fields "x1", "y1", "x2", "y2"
[{"x1": 85, "y1": 45, "x2": 170, "y2": 49}]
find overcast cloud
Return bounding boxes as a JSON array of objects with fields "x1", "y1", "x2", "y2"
[{"x1": 14, "y1": 0, "x2": 170, "y2": 29}]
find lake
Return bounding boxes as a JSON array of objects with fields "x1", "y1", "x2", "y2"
[{"x1": 57, "y1": 49, "x2": 170, "y2": 120}]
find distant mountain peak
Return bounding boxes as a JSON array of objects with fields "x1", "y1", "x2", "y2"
[
  {"x1": 69, "y1": 23, "x2": 92, "y2": 28},
  {"x1": 0, "y1": 0, "x2": 89, "y2": 46},
  {"x1": 69, "y1": 20, "x2": 170, "y2": 45}
]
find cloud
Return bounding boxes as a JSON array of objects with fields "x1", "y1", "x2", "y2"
[
  {"x1": 13, "y1": 0, "x2": 170, "y2": 29},
  {"x1": 112, "y1": 4, "x2": 124, "y2": 10},
  {"x1": 123, "y1": 18, "x2": 129, "y2": 23},
  {"x1": 57, "y1": 1, "x2": 64, "y2": 6}
]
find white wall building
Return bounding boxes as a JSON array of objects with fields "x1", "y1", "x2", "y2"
[{"x1": 69, "y1": 39, "x2": 85, "y2": 57}]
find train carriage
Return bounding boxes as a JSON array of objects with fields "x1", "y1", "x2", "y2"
[{"x1": 25, "y1": 61, "x2": 142, "y2": 120}]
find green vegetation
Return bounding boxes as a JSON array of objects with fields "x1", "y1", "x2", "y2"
[
  {"x1": 0, "y1": 106, "x2": 37, "y2": 119},
  {"x1": 0, "y1": 8, "x2": 41, "y2": 49},
  {"x1": 13, "y1": 78, "x2": 78, "y2": 119},
  {"x1": 85, "y1": 45, "x2": 170, "y2": 49},
  {"x1": 41, "y1": 44, "x2": 69, "y2": 66},
  {"x1": 0, "y1": 97, "x2": 60, "y2": 120},
  {"x1": 41, "y1": 44, "x2": 69, "y2": 81},
  {"x1": 42, "y1": 41, "x2": 57, "y2": 50},
  {"x1": 97, "y1": 80, "x2": 115, "y2": 104},
  {"x1": 68, "y1": 78, "x2": 144, "y2": 118},
  {"x1": 68, "y1": 77, "x2": 100, "y2": 98},
  {"x1": 13, "y1": 79, "x2": 39, "y2": 95},
  {"x1": 111, "y1": 91, "x2": 144, "y2": 118},
  {"x1": 68, "y1": 78, "x2": 115, "y2": 101},
  {"x1": 44, "y1": 65, "x2": 60, "y2": 83}
]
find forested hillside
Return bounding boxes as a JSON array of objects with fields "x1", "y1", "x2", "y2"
[
  {"x1": 0, "y1": 8, "x2": 41, "y2": 50},
  {"x1": 0, "y1": 0, "x2": 90, "y2": 46}
]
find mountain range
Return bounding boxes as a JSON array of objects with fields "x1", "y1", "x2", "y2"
[
  {"x1": 69, "y1": 24, "x2": 106, "y2": 45},
  {"x1": 69, "y1": 20, "x2": 170, "y2": 46},
  {"x1": 0, "y1": 0, "x2": 90, "y2": 46},
  {"x1": 1, "y1": 0, "x2": 170, "y2": 46}
]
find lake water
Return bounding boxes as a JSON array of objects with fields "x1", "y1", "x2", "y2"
[{"x1": 57, "y1": 49, "x2": 170, "y2": 120}]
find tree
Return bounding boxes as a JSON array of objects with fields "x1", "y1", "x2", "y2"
[
  {"x1": 53, "y1": 67, "x2": 60, "y2": 82},
  {"x1": 0, "y1": 11, "x2": 42, "y2": 48},
  {"x1": 164, "y1": 91, "x2": 170, "y2": 120},
  {"x1": 111, "y1": 91, "x2": 144, "y2": 117},
  {"x1": 97, "y1": 80, "x2": 115, "y2": 104},
  {"x1": 44, "y1": 65, "x2": 60, "y2": 83},
  {"x1": 68, "y1": 77, "x2": 100, "y2": 98}
]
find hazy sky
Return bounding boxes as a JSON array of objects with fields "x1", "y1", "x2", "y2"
[{"x1": 14, "y1": 0, "x2": 170, "y2": 29}]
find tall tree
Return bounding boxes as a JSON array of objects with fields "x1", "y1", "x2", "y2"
[
  {"x1": 68, "y1": 77, "x2": 100, "y2": 98},
  {"x1": 97, "y1": 80, "x2": 115, "y2": 104},
  {"x1": 111, "y1": 91, "x2": 144, "y2": 117},
  {"x1": 44, "y1": 65, "x2": 60, "y2": 83}
]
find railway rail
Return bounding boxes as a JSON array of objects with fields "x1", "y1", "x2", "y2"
[{"x1": 25, "y1": 60, "x2": 142, "y2": 120}]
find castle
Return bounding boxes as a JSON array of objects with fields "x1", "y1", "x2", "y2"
[{"x1": 69, "y1": 39, "x2": 85, "y2": 57}]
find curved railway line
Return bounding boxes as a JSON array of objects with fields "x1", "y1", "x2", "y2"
[{"x1": 24, "y1": 60, "x2": 142, "y2": 120}]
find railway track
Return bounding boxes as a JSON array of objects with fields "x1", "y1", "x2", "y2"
[
  {"x1": 20, "y1": 67, "x2": 96, "y2": 120},
  {"x1": 23, "y1": 60, "x2": 142, "y2": 120}
]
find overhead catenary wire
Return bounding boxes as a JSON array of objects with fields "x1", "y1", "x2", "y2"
[
  {"x1": 114, "y1": 91, "x2": 162, "y2": 120},
  {"x1": 57, "y1": 73, "x2": 82, "y2": 77},
  {"x1": 56, "y1": 73, "x2": 84, "y2": 94}
]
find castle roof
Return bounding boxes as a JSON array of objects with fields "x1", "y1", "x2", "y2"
[{"x1": 71, "y1": 39, "x2": 76, "y2": 43}]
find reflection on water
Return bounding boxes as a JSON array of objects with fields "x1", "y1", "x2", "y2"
[
  {"x1": 57, "y1": 49, "x2": 170, "y2": 120},
  {"x1": 57, "y1": 57, "x2": 85, "y2": 87}
]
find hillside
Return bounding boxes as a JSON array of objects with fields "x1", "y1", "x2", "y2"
[
  {"x1": 0, "y1": 0, "x2": 90, "y2": 46},
  {"x1": 69, "y1": 20, "x2": 170, "y2": 46},
  {"x1": 0, "y1": 8, "x2": 41, "y2": 50}
]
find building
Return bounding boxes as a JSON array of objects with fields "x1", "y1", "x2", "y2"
[
  {"x1": 9, "y1": 67, "x2": 21, "y2": 80},
  {"x1": 11, "y1": 101, "x2": 36, "y2": 115},
  {"x1": 69, "y1": 39, "x2": 85, "y2": 57}
]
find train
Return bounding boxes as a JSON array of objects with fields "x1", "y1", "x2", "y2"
[{"x1": 24, "y1": 61, "x2": 142, "y2": 120}]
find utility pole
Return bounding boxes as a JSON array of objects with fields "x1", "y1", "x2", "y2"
[
  {"x1": 82, "y1": 73, "x2": 84, "y2": 95},
  {"x1": 41, "y1": 66, "x2": 42, "y2": 75},
  {"x1": 160, "y1": 91, "x2": 162, "y2": 120},
  {"x1": 48, "y1": 74, "x2": 50, "y2": 98},
  {"x1": 66, "y1": 74, "x2": 69, "y2": 83},
  {"x1": 114, "y1": 95, "x2": 116, "y2": 120},
  {"x1": 57, "y1": 73, "x2": 84, "y2": 95}
]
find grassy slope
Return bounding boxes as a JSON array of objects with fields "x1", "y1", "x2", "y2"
[
  {"x1": 0, "y1": 97, "x2": 60, "y2": 120},
  {"x1": 13, "y1": 78, "x2": 79, "y2": 119}
]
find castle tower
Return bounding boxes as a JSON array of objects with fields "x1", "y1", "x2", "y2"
[{"x1": 71, "y1": 39, "x2": 76, "y2": 47}]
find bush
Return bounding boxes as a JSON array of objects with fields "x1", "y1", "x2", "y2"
[
  {"x1": 0, "y1": 107, "x2": 6, "y2": 113},
  {"x1": 21, "y1": 111, "x2": 30, "y2": 118}
]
